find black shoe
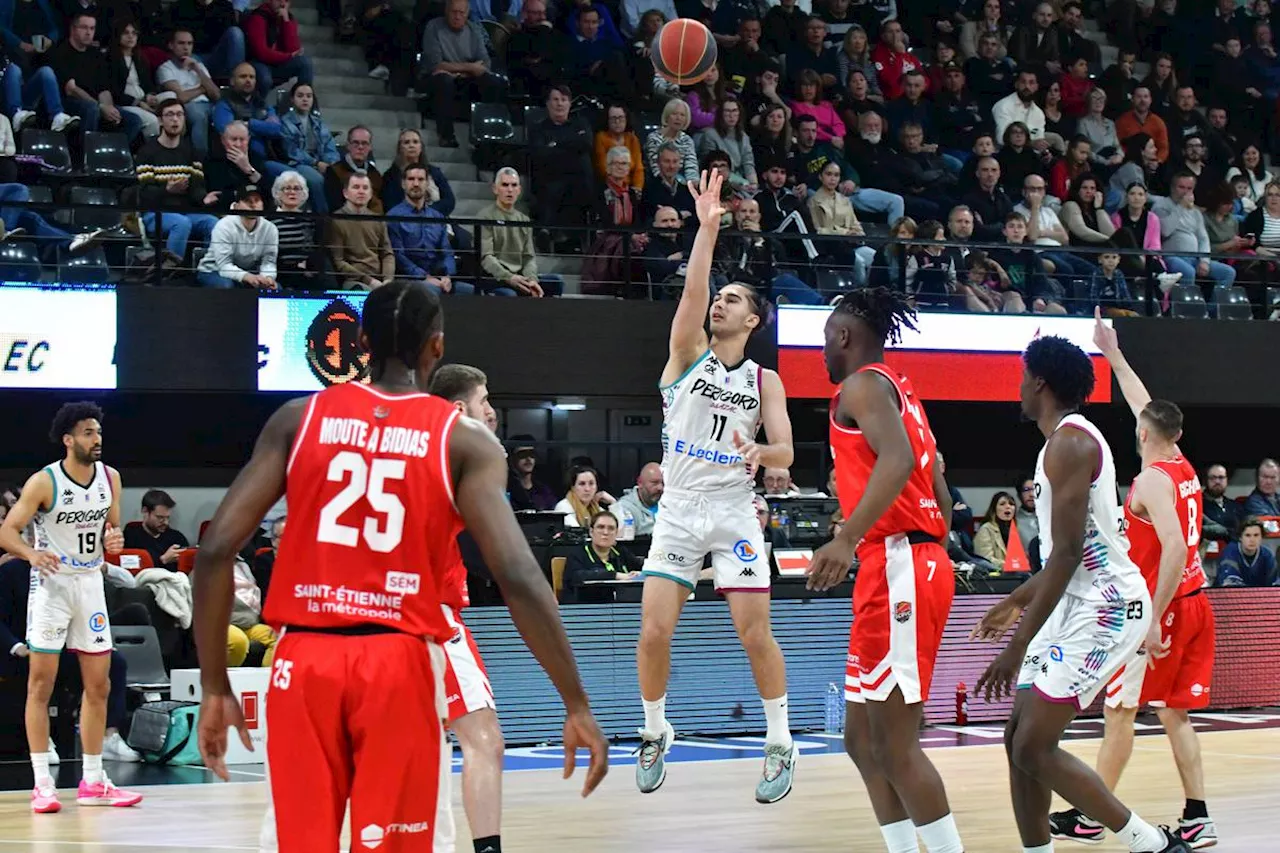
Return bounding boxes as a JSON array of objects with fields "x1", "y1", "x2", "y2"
[
  {"x1": 437, "y1": 134, "x2": 460, "y2": 148},
  {"x1": 1049, "y1": 808, "x2": 1106, "y2": 846},
  {"x1": 1153, "y1": 826, "x2": 1193, "y2": 852}
]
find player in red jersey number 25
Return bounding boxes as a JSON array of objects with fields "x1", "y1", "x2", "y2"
[
  {"x1": 192, "y1": 281, "x2": 608, "y2": 852},
  {"x1": 807, "y1": 288, "x2": 965, "y2": 853}
]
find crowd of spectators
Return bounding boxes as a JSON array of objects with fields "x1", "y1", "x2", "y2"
[{"x1": 6, "y1": 0, "x2": 1280, "y2": 314}]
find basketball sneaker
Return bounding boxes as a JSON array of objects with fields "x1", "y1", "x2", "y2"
[
  {"x1": 1152, "y1": 826, "x2": 1193, "y2": 852},
  {"x1": 1049, "y1": 808, "x2": 1106, "y2": 845},
  {"x1": 31, "y1": 784, "x2": 61, "y2": 814},
  {"x1": 754, "y1": 741, "x2": 797, "y2": 804},
  {"x1": 1177, "y1": 817, "x2": 1218, "y2": 849},
  {"x1": 77, "y1": 776, "x2": 142, "y2": 807},
  {"x1": 634, "y1": 721, "x2": 675, "y2": 794}
]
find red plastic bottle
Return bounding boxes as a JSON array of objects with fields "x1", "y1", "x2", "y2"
[{"x1": 955, "y1": 681, "x2": 968, "y2": 725}]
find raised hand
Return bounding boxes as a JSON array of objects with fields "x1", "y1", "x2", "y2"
[
  {"x1": 688, "y1": 169, "x2": 726, "y2": 227},
  {"x1": 1092, "y1": 307, "x2": 1119, "y2": 358}
]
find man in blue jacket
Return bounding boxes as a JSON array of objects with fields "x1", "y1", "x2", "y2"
[
  {"x1": 386, "y1": 164, "x2": 475, "y2": 296},
  {"x1": 1243, "y1": 458, "x2": 1280, "y2": 516},
  {"x1": 211, "y1": 63, "x2": 290, "y2": 185}
]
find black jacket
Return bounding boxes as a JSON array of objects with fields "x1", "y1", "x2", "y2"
[
  {"x1": 107, "y1": 51, "x2": 155, "y2": 106},
  {"x1": 564, "y1": 543, "x2": 642, "y2": 587},
  {"x1": 962, "y1": 185, "x2": 1015, "y2": 241}
]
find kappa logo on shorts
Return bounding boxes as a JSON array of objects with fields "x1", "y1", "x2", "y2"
[
  {"x1": 1049, "y1": 644, "x2": 1064, "y2": 662},
  {"x1": 733, "y1": 540, "x2": 758, "y2": 563},
  {"x1": 88, "y1": 612, "x2": 106, "y2": 633},
  {"x1": 739, "y1": 567, "x2": 757, "y2": 578},
  {"x1": 893, "y1": 601, "x2": 912, "y2": 624}
]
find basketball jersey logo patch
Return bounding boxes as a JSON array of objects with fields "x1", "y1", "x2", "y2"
[
  {"x1": 733, "y1": 540, "x2": 757, "y2": 562},
  {"x1": 88, "y1": 612, "x2": 106, "y2": 633},
  {"x1": 893, "y1": 601, "x2": 912, "y2": 623}
]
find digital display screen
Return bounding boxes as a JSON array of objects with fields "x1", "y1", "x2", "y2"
[
  {"x1": 258, "y1": 293, "x2": 371, "y2": 392},
  {"x1": 0, "y1": 286, "x2": 116, "y2": 389},
  {"x1": 776, "y1": 308, "x2": 1112, "y2": 402}
]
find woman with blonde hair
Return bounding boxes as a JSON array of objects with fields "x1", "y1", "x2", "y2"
[
  {"x1": 644, "y1": 98, "x2": 699, "y2": 182},
  {"x1": 554, "y1": 466, "x2": 616, "y2": 528}
]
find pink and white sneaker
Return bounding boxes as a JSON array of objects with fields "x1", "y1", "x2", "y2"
[
  {"x1": 76, "y1": 777, "x2": 142, "y2": 807},
  {"x1": 31, "y1": 784, "x2": 62, "y2": 813}
]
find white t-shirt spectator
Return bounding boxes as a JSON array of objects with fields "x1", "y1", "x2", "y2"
[
  {"x1": 156, "y1": 58, "x2": 212, "y2": 103},
  {"x1": 1013, "y1": 202, "x2": 1065, "y2": 246},
  {"x1": 992, "y1": 93, "x2": 1046, "y2": 144}
]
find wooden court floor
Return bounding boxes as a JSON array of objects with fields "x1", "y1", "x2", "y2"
[{"x1": 0, "y1": 728, "x2": 1274, "y2": 852}]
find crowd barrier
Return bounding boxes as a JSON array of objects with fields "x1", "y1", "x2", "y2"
[{"x1": 467, "y1": 587, "x2": 1280, "y2": 744}]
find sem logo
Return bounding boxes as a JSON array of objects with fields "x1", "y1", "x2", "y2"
[
  {"x1": 88, "y1": 612, "x2": 106, "y2": 633},
  {"x1": 305, "y1": 298, "x2": 371, "y2": 387},
  {"x1": 733, "y1": 540, "x2": 758, "y2": 562},
  {"x1": 385, "y1": 571, "x2": 420, "y2": 595},
  {"x1": 1048, "y1": 645, "x2": 1064, "y2": 662},
  {"x1": 893, "y1": 601, "x2": 912, "y2": 624}
]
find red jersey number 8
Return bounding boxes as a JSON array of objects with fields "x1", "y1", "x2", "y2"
[{"x1": 317, "y1": 451, "x2": 407, "y2": 553}]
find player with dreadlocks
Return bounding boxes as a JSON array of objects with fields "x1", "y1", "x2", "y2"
[
  {"x1": 971, "y1": 335, "x2": 1188, "y2": 853},
  {"x1": 192, "y1": 281, "x2": 608, "y2": 852},
  {"x1": 808, "y1": 287, "x2": 966, "y2": 853}
]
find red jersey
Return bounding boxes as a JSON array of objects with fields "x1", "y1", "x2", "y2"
[
  {"x1": 1123, "y1": 455, "x2": 1207, "y2": 600},
  {"x1": 830, "y1": 364, "x2": 947, "y2": 556},
  {"x1": 264, "y1": 382, "x2": 463, "y2": 643},
  {"x1": 441, "y1": 538, "x2": 469, "y2": 612}
]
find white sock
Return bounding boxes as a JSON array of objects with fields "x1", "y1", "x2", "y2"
[
  {"x1": 30, "y1": 752, "x2": 51, "y2": 787},
  {"x1": 642, "y1": 696, "x2": 667, "y2": 738},
  {"x1": 82, "y1": 753, "x2": 104, "y2": 785},
  {"x1": 879, "y1": 818, "x2": 919, "y2": 853},
  {"x1": 916, "y1": 813, "x2": 964, "y2": 853},
  {"x1": 1023, "y1": 844, "x2": 1054, "y2": 853},
  {"x1": 762, "y1": 693, "x2": 793, "y2": 749},
  {"x1": 1119, "y1": 812, "x2": 1166, "y2": 852}
]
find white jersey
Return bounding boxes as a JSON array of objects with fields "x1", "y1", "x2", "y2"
[
  {"x1": 659, "y1": 349, "x2": 762, "y2": 496},
  {"x1": 1034, "y1": 414, "x2": 1147, "y2": 604},
  {"x1": 30, "y1": 461, "x2": 113, "y2": 575}
]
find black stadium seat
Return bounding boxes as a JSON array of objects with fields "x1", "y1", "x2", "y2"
[
  {"x1": 1213, "y1": 287, "x2": 1253, "y2": 320},
  {"x1": 1169, "y1": 285, "x2": 1209, "y2": 319},
  {"x1": 20, "y1": 128, "x2": 73, "y2": 174},
  {"x1": 0, "y1": 240, "x2": 43, "y2": 281},
  {"x1": 469, "y1": 102, "x2": 522, "y2": 179},
  {"x1": 83, "y1": 131, "x2": 136, "y2": 181},
  {"x1": 57, "y1": 244, "x2": 111, "y2": 284},
  {"x1": 67, "y1": 186, "x2": 122, "y2": 232}
]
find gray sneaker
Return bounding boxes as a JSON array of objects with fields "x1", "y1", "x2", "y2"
[
  {"x1": 634, "y1": 722, "x2": 674, "y2": 794},
  {"x1": 755, "y1": 741, "x2": 797, "y2": 804}
]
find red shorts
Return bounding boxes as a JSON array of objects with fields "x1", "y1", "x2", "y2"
[
  {"x1": 846, "y1": 536, "x2": 953, "y2": 705},
  {"x1": 266, "y1": 631, "x2": 455, "y2": 852},
  {"x1": 441, "y1": 605, "x2": 495, "y2": 723},
  {"x1": 1142, "y1": 591, "x2": 1215, "y2": 709}
]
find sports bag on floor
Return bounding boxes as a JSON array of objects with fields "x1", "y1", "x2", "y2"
[{"x1": 127, "y1": 700, "x2": 202, "y2": 765}]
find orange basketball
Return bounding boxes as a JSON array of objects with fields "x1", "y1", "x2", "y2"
[{"x1": 652, "y1": 19, "x2": 718, "y2": 86}]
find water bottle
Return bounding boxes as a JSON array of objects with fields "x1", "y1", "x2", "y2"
[
  {"x1": 955, "y1": 681, "x2": 969, "y2": 725},
  {"x1": 616, "y1": 506, "x2": 635, "y2": 541},
  {"x1": 770, "y1": 504, "x2": 781, "y2": 529},
  {"x1": 824, "y1": 682, "x2": 844, "y2": 734},
  {"x1": 778, "y1": 507, "x2": 791, "y2": 536}
]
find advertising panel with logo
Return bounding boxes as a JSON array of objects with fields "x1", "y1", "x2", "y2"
[
  {"x1": 776, "y1": 307, "x2": 1112, "y2": 403},
  {"x1": 258, "y1": 293, "x2": 372, "y2": 392},
  {"x1": 0, "y1": 286, "x2": 116, "y2": 389}
]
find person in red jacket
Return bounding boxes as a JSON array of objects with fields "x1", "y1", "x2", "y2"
[
  {"x1": 871, "y1": 19, "x2": 924, "y2": 102},
  {"x1": 242, "y1": 0, "x2": 314, "y2": 98},
  {"x1": 1059, "y1": 55, "x2": 1095, "y2": 118}
]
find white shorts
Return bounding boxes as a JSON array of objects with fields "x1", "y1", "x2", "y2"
[
  {"x1": 441, "y1": 605, "x2": 495, "y2": 723},
  {"x1": 26, "y1": 567, "x2": 112, "y2": 654},
  {"x1": 1017, "y1": 590, "x2": 1150, "y2": 711},
  {"x1": 641, "y1": 488, "x2": 770, "y2": 592},
  {"x1": 1104, "y1": 648, "x2": 1148, "y2": 709}
]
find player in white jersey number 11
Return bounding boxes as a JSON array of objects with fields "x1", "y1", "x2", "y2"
[
  {"x1": 635, "y1": 170, "x2": 799, "y2": 805},
  {"x1": 0, "y1": 402, "x2": 143, "y2": 814}
]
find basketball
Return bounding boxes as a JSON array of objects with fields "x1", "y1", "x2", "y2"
[{"x1": 651, "y1": 19, "x2": 718, "y2": 86}]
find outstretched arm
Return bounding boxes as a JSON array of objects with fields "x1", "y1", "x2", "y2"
[
  {"x1": 450, "y1": 419, "x2": 608, "y2": 796},
  {"x1": 1093, "y1": 307, "x2": 1150, "y2": 420},
  {"x1": 193, "y1": 398, "x2": 304, "y2": 780},
  {"x1": 661, "y1": 171, "x2": 723, "y2": 385},
  {"x1": 807, "y1": 371, "x2": 915, "y2": 590}
]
